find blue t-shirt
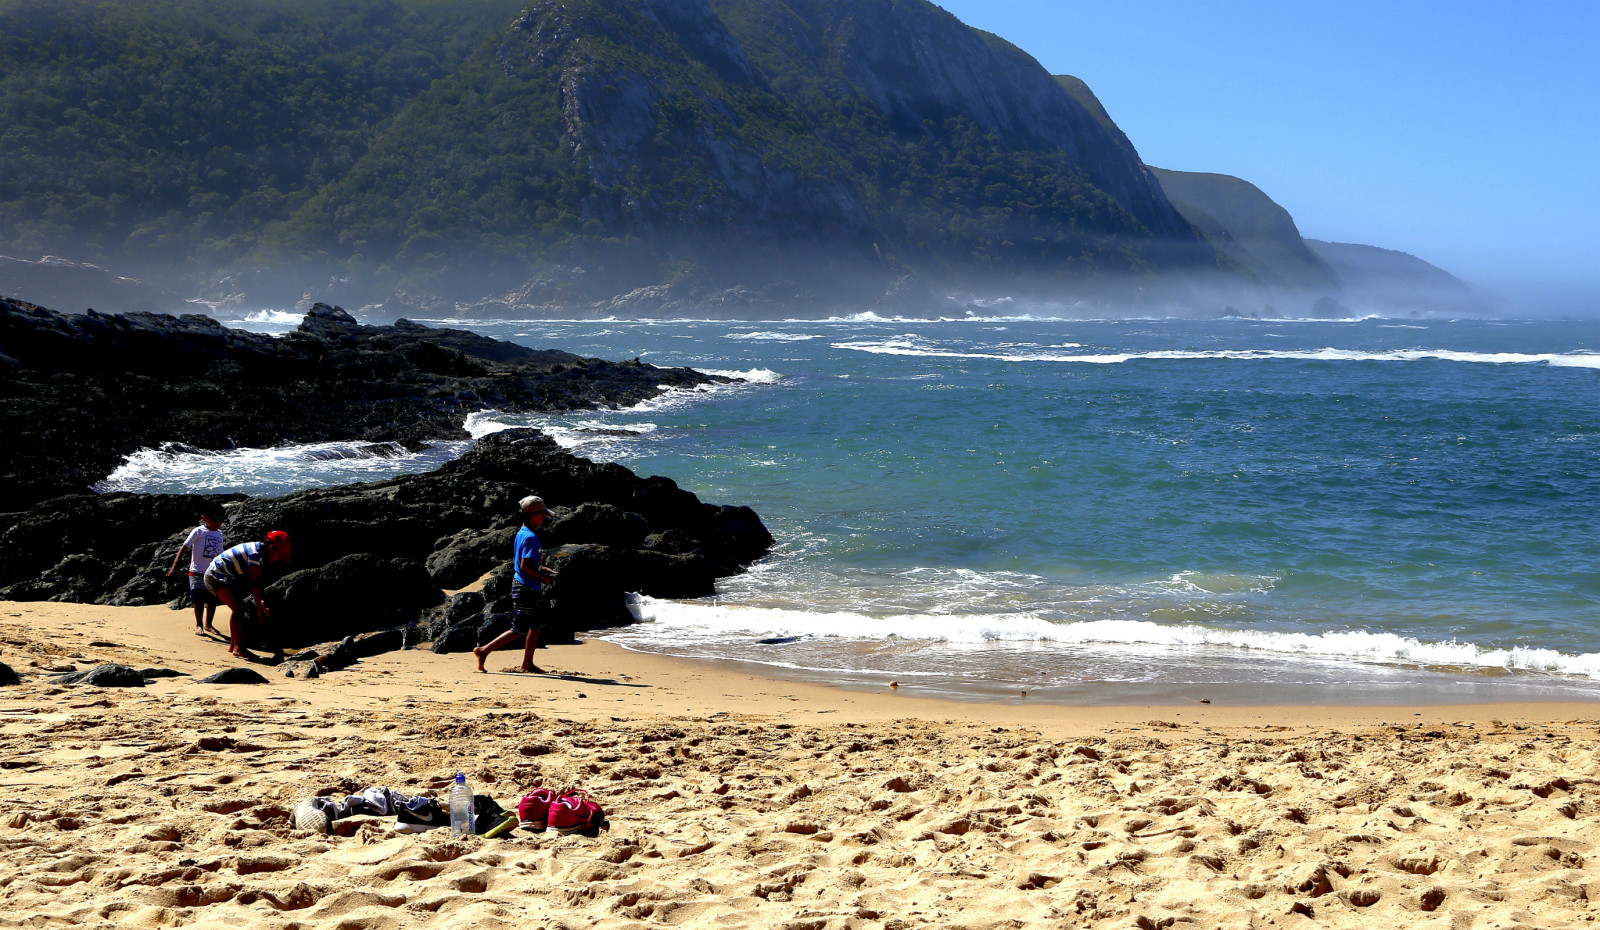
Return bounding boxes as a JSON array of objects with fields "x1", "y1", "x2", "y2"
[{"x1": 512, "y1": 525, "x2": 542, "y2": 588}]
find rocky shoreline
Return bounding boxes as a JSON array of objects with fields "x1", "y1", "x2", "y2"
[
  {"x1": 0, "y1": 297, "x2": 773, "y2": 668},
  {"x1": 0, "y1": 297, "x2": 721, "y2": 509}
]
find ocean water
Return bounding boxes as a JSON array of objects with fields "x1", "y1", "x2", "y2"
[{"x1": 102, "y1": 313, "x2": 1600, "y2": 704}]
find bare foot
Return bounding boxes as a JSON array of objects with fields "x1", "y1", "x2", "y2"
[
  {"x1": 194, "y1": 627, "x2": 208, "y2": 637},
  {"x1": 518, "y1": 663, "x2": 546, "y2": 674},
  {"x1": 230, "y1": 649, "x2": 256, "y2": 660},
  {"x1": 204, "y1": 625, "x2": 220, "y2": 635},
  {"x1": 473, "y1": 645, "x2": 489, "y2": 673}
]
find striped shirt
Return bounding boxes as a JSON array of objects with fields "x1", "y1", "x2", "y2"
[{"x1": 204, "y1": 541, "x2": 264, "y2": 589}]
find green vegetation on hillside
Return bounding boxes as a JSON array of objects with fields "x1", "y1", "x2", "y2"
[
  {"x1": 0, "y1": 0, "x2": 1212, "y2": 301},
  {"x1": 0, "y1": 0, "x2": 518, "y2": 270},
  {"x1": 1147, "y1": 167, "x2": 1337, "y2": 290}
]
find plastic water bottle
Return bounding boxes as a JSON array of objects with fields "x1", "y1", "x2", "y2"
[{"x1": 449, "y1": 772, "x2": 473, "y2": 837}]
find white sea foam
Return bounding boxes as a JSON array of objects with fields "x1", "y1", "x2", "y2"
[
  {"x1": 460, "y1": 369, "x2": 777, "y2": 456},
  {"x1": 619, "y1": 596, "x2": 1600, "y2": 680},
  {"x1": 832, "y1": 339, "x2": 1600, "y2": 368},
  {"x1": 240, "y1": 309, "x2": 304, "y2": 325},
  {"x1": 725, "y1": 332, "x2": 821, "y2": 342},
  {"x1": 696, "y1": 367, "x2": 784, "y2": 382},
  {"x1": 93, "y1": 439, "x2": 466, "y2": 496}
]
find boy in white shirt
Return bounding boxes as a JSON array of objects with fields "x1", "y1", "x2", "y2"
[{"x1": 167, "y1": 513, "x2": 224, "y2": 635}]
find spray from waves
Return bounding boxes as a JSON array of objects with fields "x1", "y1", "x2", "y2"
[
  {"x1": 465, "y1": 409, "x2": 661, "y2": 452},
  {"x1": 833, "y1": 338, "x2": 1600, "y2": 368},
  {"x1": 695, "y1": 367, "x2": 784, "y2": 382},
  {"x1": 238, "y1": 309, "x2": 304, "y2": 325},
  {"x1": 620, "y1": 596, "x2": 1600, "y2": 680},
  {"x1": 95, "y1": 358, "x2": 781, "y2": 496},
  {"x1": 724, "y1": 332, "x2": 822, "y2": 342},
  {"x1": 463, "y1": 369, "x2": 783, "y2": 456},
  {"x1": 92, "y1": 439, "x2": 469, "y2": 497}
]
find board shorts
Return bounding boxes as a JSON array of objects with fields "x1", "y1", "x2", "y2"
[
  {"x1": 202, "y1": 571, "x2": 247, "y2": 598},
  {"x1": 189, "y1": 572, "x2": 217, "y2": 603},
  {"x1": 509, "y1": 581, "x2": 548, "y2": 636}
]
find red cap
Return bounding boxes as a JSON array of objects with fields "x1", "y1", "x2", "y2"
[{"x1": 265, "y1": 530, "x2": 291, "y2": 548}]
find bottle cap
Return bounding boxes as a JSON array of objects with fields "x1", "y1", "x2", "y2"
[{"x1": 455, "y1": 772, "x2": 466, "y2": 783}]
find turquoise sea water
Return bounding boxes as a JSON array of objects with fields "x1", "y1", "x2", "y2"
[{"x1": 103, "y1": 314, "x2": 1600, "y2": 703}]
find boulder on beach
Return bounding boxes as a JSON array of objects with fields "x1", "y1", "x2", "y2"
[
  {"x1": 53, "y1": 664, "x2": 146, "y2": 687},
  {"x1": 264, "y1": 554, "x2": 444, "y2": 648},
  {"x1": 198, "y1": 668, "x2": 271, "y2": 685}
]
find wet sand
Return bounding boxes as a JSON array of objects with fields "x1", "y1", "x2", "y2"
[{"x1": 0, "y1": 599, "x2": 1595, "y2": 929}]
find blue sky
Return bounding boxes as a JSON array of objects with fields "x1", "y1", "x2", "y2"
[{"x1": 934, "y1": 0, "x2": 1600, "y2": 314}]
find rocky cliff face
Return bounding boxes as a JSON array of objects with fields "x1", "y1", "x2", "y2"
[
  {"x1": 771, "y1": 1, "x2": 1191, "y2": 240},
  {"x1": 502, "y1": 0, "x2": 869, "y2": 242},
  {"x1": 313, "y1": 0, "x2": 1216, "y2": 315},
  {"x1": 511, "y1": 0, "x2": 1194, "y2": 242},
  {"x1": 1149, "y1": 167, "x2": 1340, "y2": 292}
]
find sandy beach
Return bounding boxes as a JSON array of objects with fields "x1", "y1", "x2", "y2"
[{"x1": 0, "y1": 599, "x2": 1595, "y2": 930}]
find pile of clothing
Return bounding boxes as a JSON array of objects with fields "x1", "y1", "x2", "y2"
[
  {"x1": 290, "y1": 785, "x2": 606, "y2": 837},
  {"x1": 292, "y1": 786, "x2": 504, "y2": 835}
]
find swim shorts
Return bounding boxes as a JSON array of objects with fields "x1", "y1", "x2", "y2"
[
  {"x1": 189, "y1": 572, "x2": 216, "y2": 603},
  {"x1": 509, "y1": 581, "x2": 548, "y2": 636}
]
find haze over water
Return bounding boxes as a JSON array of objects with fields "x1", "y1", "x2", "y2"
[{"x1": 105, "y1": 313, "x2": 1600, "y2": 704}]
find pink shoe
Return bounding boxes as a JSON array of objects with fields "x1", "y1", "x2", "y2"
[
  {"x1": 548, "y1": 788, "x2": 607, "y2": 836},
  {"x1": 517, "y1": 787, "x2": 556, "y2": 831}
]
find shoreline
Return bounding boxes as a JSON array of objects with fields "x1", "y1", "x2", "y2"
[
  {"x1": 2, "y1": 600, "x2": 1593, "y2": 721},
  {"x1": 2, "y1": 599, "x2": 1596, "y2": 929},
  {"x1": 593, "y1": 635, "x2": 1600, "y2": 710}
]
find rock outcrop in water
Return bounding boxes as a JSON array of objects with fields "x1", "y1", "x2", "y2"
[
  {"x1": 0, "y1": 429, "x2": 773, "y2": 654},
  {"x1": 0, "y1": 297, "x2": 720, "y2": 509},
  {"x1": 0, "y1": 295, "x2": 773, "y2": 663}
]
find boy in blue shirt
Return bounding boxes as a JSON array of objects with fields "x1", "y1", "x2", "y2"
[{"x1": 475, "y1": 495, "x2": 557, "y2": 673}]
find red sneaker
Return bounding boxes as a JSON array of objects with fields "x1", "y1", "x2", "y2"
[
  {"x1": 548, "y1": 789, "x2": 607, "y2": 836},
  {"x1": 517, "y1": 787, "x2": 556, "y2": 831}
]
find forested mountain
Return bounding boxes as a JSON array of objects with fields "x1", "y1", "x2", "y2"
[
  {"x1": 0, "y1": 0, "x2": 517, "y2": 276},
  {"x1": 1148, "y1": 167, "x2": 1338, "y2": 292},
  {"x1": 0, "y1": 0, "x2": 1224, "y2": 315},
  {"x1": 1306, "y1": 240, "x2": 1496, "y2": 317}
]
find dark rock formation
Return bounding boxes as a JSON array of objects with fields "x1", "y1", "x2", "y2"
[
  {"x1": 0, "y1": 662, "x2": 19, "y2": 686},
  {"x1": 53, "y1": 664, "x2": 146, "y2": 687},
  {"x1": 198, "y1": 668, "x2": 271, "y2": 684},
  {"x1": 0, "y1": 298, "x2": 724, "y2": 509},
  {"x1": 0, "y1": 295, "x2": 772, "y2": 667},
  {"x1": 263, "y1": 554, "x2": 445, "y2": 647},
  {"x1": 0, "y1": 255, "x2": 188, "y2": 316},
  {"x1": 2, "y1": 428, "x2": 773, "y2": 657}
]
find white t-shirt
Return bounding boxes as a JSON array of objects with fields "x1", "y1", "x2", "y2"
[{"x1": 183, "y1": 525, "x2": 226, "y2": 574}]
